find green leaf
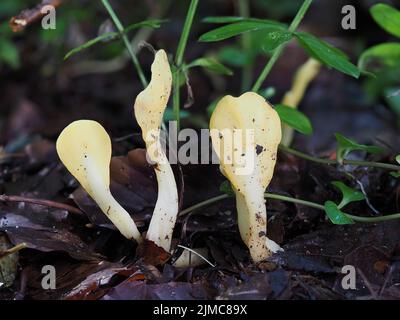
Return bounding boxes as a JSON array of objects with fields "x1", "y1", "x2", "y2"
[
  {"x1": 331, "y1": 181, "x2": 365, "y2": 209},
  {"x1": 324, "y1": 201, "x2": 355, "y2": 225},
  {"x1": 370, "y1": 4, "x2": 400, "y2": 38},
  {"x1": 390, "y1": 171, "x2": 400, "y2": 178},
  {"x1": 199, "y1": 21, "x2": 287, "y2": 42},
  {"x1": 202, "y1": 16, "x2": 286, "y2": 26},
  {"x1": 123, "y1": 19, "x2": 165, "y2": 33},
  {"x1": 0, "y1": 38, "x2": 19, "y2": 69},
  {"x1": 64, "y1": 19, "x2": 164, "y2": 60},
  {"x1": 64, "y1": 32, "x2": 118, "y2": 60},
  {"x1": 358, "y1": 43, "x2": 400, "y2": 73},
  {"x1": 294, "y1": 32, "x2": 360, "y2": 78},
  {"x1": 218, "y1": 46, "x2": 251, "y2": 67},
  {"x1": 334, "y1": 133, "x2": 384, "y2": 164},
  {"x1": 203, "y1": 16, "x2": 248, "y2": 23},
  {"x1": 219, "y1": 180, "x2": 235, "y2": 196},
  {"x1": 274, "y1": 104, "x2": 313, "y2": 135},
  {"x1": 263, "y1": 30, "x2": 293, "y2": 52},
  {"x1": 396, "y1": 155, "x2": 400, "y2": 164},
  {"x1": 186, "y1": 57, "x2": 233, "y2": 75}
]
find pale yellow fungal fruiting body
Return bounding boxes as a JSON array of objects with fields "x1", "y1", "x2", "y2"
[
  {"x1": 281, "y1": 58, "x2": 320, "y2": 146},
  {"x1": 210, "y1": 92, "x2": 282, "y2": 262},
  {"x1": 134, "y1": 50, "x2": 179, "y2": 252},
  {"x1": 56, "y1": 120, "x2": 142, "y2": 243}
]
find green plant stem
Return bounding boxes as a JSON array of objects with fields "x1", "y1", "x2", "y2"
[
  {"x1": 279, "y1": 144, "x2": 400, "y2": 171},
  {"x1": 173, "y1": 0, "x2": 199, "y2": 131},
  {"x1": 251, "y1": 0, "x2": 313, "y2": 92},
  {"x1": 101, "y1": 0, "x2": 148, "y2": 88},
  {"x1": 179, "y1": 193, "x2": 400, "y2": 223},
  {"x1": 175, "y1": 0, "x2": 199, "y2": 66},
  {"x1": 238, "y1": 0, "x2": 252, "y2": 91},
  {"x1": 173, "y1": 71, "x2": 181, "y2": 131},
  {"x1": 179, "y1": 194, "x2": 228, "y2": 216},
  {"x1": 251, "y1": 46, "x2": 284, "y2": 93}
]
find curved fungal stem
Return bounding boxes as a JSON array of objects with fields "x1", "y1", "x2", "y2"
[{"x1": 134, "y1": 50, "x2": 179, "y2": 252}]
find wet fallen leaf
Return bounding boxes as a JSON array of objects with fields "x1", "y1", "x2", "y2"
[
  {"x1": 0, "y1": 202, "x2": 101, "y2": 261},
  {"x1": 103, "y1": 279, "x2": 208, "y2": 300},
  {"x1": 136, "y1": 239, "x2": 171, "y2": 266},
  {"x1": 63, "y1": 264, "x2": 139, "y2": 300}
]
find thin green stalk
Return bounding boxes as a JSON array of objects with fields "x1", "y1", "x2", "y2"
[
  {"x1": 346, "y1": 213, "x2": 400, "y2": 223},
  {"x1": 179, "y1": 194, "x2": 229, "y2": 216},
  {"x1": 269, "y1": 193, "x2": 400, "y2": 223},
  {"x1": 179, "y1": 192, "x2": 400, "y2": 223},
  {"x1": 173, "y1": 71, "x2": 181, "y2": 131},
  {"x1": 251, "y1": 0, "x2": 313, "y2": 92},
  {"x1": 175, "y1": 0, "x2": 199, "y2": 66},
  {"x1": 101, "y1": 0, "x2": 148, "y2": 88},
  {"x1": 251, "y1": 46, "x2": 284, "y2": 93},
  {"x1": 173, "y1": 0, "x2": 199, "y2": 131},
  {"x1": 238, "y1": 0, "x2": 252, "y2": 91},
  {"x1": 265, "y1": 193, "x2": 324, "y2": 210},
  {"x1": 279, "y1": 144, "x2": 400, "y2": 172}
]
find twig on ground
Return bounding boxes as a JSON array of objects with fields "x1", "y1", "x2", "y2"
[
  {"x1": 357, "y1": 268, "x2": 378, "y2": 300},
  {"x1": 176, "y1": 245, "x2": 216, "y2": 268},
  {"x1": 0, "y1": 243, "x2": 27, "y2": 259},
  {"x1": 9, "y1": 0, "x2": 63, "y2": 32},
  {"x1": 0, "y1": 194, "x2": 83, "y2": 215}
]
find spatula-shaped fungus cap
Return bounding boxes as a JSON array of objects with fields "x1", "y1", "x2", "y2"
[{"x1": 56, "y1": 120, "x2": 142, "y2": 243}]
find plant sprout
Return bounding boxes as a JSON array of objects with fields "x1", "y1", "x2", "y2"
[
  {"x1": 210, "y1": 92, "x2": 282, "y2": 262},
  {"x1": 134, "y1": 49, "x2": 179, "y2": 253},
  {"x1": 56, "y1": 120, "x2": 142, "y2": 243}
]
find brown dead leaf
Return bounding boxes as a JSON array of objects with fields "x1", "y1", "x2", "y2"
[{"x1": 136, "y1": 239, "x2": 171, "y2": 266}]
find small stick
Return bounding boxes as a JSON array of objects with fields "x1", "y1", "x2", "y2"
[
  {"x1": 0, "y1": 194, "x2": 83, "y2": 215},
  {"x1": 357, "y1": 268, "x2": 378, "y2": 300},
  {"x1": 0, "y1": 243, "x2": 27, "y2": 259},
  {"x1": 9, "y1": 0, "x2": 63, "y2": 32},
  {"x1": 177, "y1": 245, "x2": 216, "y2": 268}
]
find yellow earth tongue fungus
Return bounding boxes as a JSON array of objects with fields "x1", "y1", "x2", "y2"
[
  {"x1": 210, "y1": 92, "x2": 282, "y2": 262},
  {"x1": 133, "y1": 49, "x2": 179, "y2": 252},
  {"x1": 281, "y1": 58, "x2": 320, "y2": 146},
  {"x1": 56, "y1": 120, "x2": 142, "y2": 243}
]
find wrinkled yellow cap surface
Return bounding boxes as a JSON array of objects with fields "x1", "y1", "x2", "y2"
[
  {"x1": 210, "y1": 92, "x2": 281, "y2": 191},
  {"x1": 210, "y1": 92, "x2": 282, "y2": 261},
  {"x1": 134, "y1": 49, "x2": 172, "y2": 143},
  {"x1": 56, "y1": 120, "x2": 111, "y2": 196}
]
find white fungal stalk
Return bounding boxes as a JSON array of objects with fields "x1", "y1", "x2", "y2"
[
  {"x1": 134, "y1": 50, "x2": 179, "y2": 252},
  {"x1": 56, "y1": 120, "x2": 142, "y2": 243}
]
